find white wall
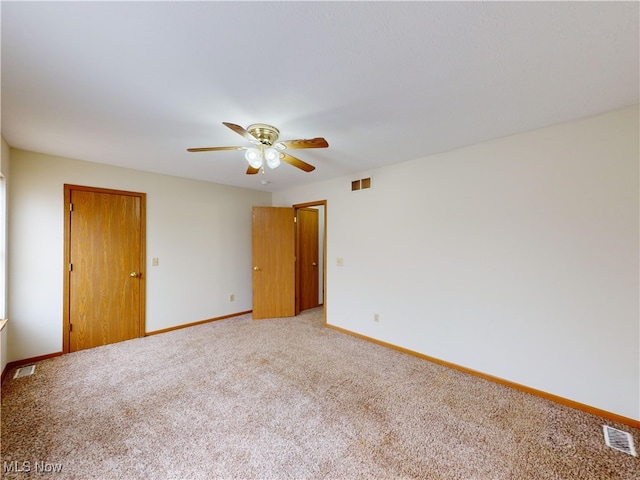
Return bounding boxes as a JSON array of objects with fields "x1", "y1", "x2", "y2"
[
  {"x1": 274, "y1": 106, "x2": 640, "y2": 421},
  {"x1": 8, "y1": 150, "x2": 270, "y2": 362},
  {"x1": 1, "y1": 136, "x2": 9, "y2": 375}
]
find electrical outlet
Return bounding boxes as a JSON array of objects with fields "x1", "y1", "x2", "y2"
[
  {"x1": 229, "y1": 294, "x2": 235, "y2": 302},
  {"x1": 374, "y1": 313, "x2": 379, "y2": 323}
]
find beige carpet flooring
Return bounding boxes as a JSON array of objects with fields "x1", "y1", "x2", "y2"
[{"x1": 1, "y1": 307, "x2": 638, "y2": 479}]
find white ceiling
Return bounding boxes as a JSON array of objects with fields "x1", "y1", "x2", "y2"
[{"x1": 2, "y1": 1, "x2": 638, "y2": 192}]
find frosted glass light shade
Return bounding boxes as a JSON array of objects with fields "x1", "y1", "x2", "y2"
[
  {"x1": 244, "y1": 148, "x2": 262, "y2": 169},
  {"x1": 265, "y1": 148, "x2": 280, "y2": 169}
]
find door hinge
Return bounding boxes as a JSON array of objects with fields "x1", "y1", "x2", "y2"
[
  {"x1": 69, "y1": 323, "x2": 73, "y2": 332},
  {"x1": 68, "y1": 263, "x2": 73, "y2": 272},
  {"x1": 69, "y1": 203, "x2": 73, "y2": 212},
  {"x1": 294, "y1": 216, "x2": 297, "y2": 223}
]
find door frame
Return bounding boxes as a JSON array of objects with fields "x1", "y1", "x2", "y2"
[
  {"x1": 293, "y1": 200, "x2": 327, "y2": 323},
  {"x1": 62, "y1": 184, "x2": 147, "y2": 353}
]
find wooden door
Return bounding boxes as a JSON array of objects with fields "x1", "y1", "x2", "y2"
[
  {"x1": 252, "y1": 206, "x2": 295, "y2": 319},
  {"x1": 64, "y1": 185, "x2": 146, "y2": 352},
  {"x1": 298, "y1": 208, "x2": 319, "y2": 311}
]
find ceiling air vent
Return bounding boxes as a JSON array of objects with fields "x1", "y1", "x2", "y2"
[
  {"x1": 13, "y1": 365, "x2": 36, "y2": 379},
  {"x1": 603, "y1": 425, "x2": 637, "y2": 456}
]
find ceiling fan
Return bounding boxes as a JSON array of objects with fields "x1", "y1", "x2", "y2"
[{"x1": 187, "y1": 122, "x2": 329, "y2": 174}]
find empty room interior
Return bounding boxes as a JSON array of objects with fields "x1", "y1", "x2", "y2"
[{"x1": 0, "y1": 2, "x2": 638, "y2": 479}]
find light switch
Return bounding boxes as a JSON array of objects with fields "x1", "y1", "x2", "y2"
[
  {"x1": 152, "y1": 258, "x2": 159, "y2": 266},
  {"x1": 337, "y1": 257, "x2": 344, "y2": 267}
]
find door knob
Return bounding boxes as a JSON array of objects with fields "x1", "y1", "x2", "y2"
[
  {"x1": 312, "y1": 262, "x2": 318, "y2": 266},
  {"x1": 253, "y1": 266, "x2": 260, "y2": 271},
  {"x1": 130, "y1": 272, "x2": 140, "y2": 277}
]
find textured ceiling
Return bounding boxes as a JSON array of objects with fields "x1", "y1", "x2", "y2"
[{"x1": 2, "y1": 1, "x2": 638, "y2": 192}]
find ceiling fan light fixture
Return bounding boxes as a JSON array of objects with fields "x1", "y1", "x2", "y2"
[
  {"x1": 245, "y1": 148, "x2": 262, "y2": 169},
  {"x1": 264, "y1": 148, "x2": 280, "y2": 169},
  {"x1": 188, "y1": 122, "x2": 327, "y2": 175}
]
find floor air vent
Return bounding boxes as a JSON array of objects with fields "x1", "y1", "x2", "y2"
[
  {"x1": 13, "y1": 365, "x2": 36, "y2": 379},
  {"x1": 603, "y1": 425, "x2": 637, "y2": 456}
]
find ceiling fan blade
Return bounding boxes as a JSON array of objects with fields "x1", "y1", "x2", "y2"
[
  {"x1": 279, "y1": 152, "x2": 315, "y2": 172},
  {"x1": 277, "y1": 137, "x2": 328, "y2": 150},
  {"x1": 246, "y1": 166, "x2": 260, "y2": 175},
  {"x1": 187, "y1": 146, "x2": 245, "y2": 152},
  {"x1": 222, "y1": 122, "x2": 259, "y2": 143}
]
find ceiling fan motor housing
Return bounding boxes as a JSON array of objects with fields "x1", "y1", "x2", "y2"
[{"x1": 247, "y1": 124, "x2": 280, "y2": 146}]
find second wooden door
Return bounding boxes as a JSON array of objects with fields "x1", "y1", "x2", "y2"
[{"x1": 298, "y1": 208, "x2": 319, "y2": 311}]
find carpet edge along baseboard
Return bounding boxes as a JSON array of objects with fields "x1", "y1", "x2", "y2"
[
  {"x1": 145, "y1": 310, "x2": 252, "y2": 336},
  {"x1": 325, "y1": 323, "x2": 640, "y2": 430},
  {"x1": 0, "y1": 310, "x2": 253, "y2": 382}
]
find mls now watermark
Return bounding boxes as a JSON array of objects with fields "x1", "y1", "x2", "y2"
[{"x1": 3, "y1": 460, "x2": 63, "y2": 474}]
